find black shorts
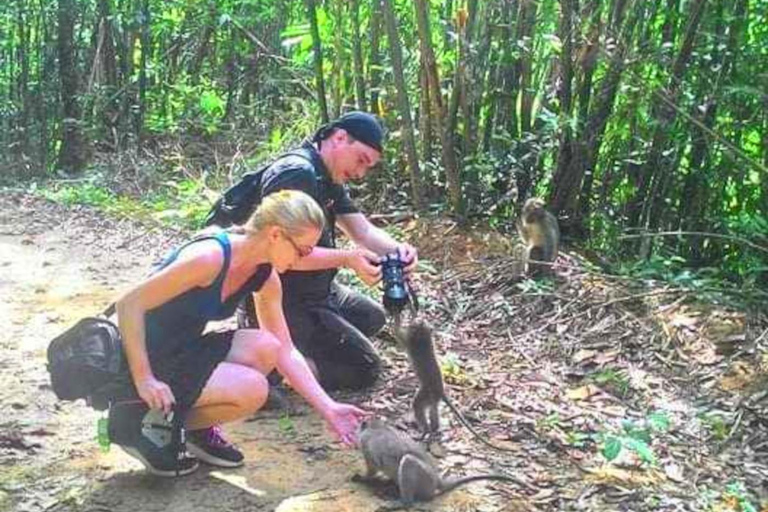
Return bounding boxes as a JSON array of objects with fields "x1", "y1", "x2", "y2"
[{"x1": 104, "y1": 330, "x2": 235, "y2": 411}]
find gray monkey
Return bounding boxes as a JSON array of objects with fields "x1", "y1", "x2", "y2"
[
  {"x1": 516, "y1": 197, "x2": 560, "y2": 276},
  {"x1": 396, "y1": 320, "x2": 517, "y2": 452},
  {"x1": 356, "y1": 418, "x2": 530, "y2": 504}
]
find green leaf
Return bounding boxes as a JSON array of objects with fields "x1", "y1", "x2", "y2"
[
  {"x1": 625, "y1": 438, "x2": 656, "y2": 464},
  {"x1": 602, "y1": 436, "x2": 622, "y2": 461},
  {"x1": 647, "y1": 411, "x2": 671, "y2": 432}
]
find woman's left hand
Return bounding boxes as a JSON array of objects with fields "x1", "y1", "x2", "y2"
[{"x1": 323, "y1": 401, "x2": 369, "y2": 447}]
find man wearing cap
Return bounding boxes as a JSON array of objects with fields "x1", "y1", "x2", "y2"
[{"x1": 213, "y1": 111, "x2": 417, "y2": 395}]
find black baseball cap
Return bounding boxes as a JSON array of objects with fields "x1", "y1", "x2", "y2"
[{"x1": 313, "y1": 111, "x2": 385, "y2": 153}]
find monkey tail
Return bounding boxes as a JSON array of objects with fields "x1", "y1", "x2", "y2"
[
  {"x1": 438, "y1": 474, "x2": 531, "y2": 496},
  {"x1": 442, "y1": 397, "x2": 517, "y2": 453}
]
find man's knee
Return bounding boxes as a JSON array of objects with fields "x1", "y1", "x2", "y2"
[
  {"x1": 364, "y1": 304, "x2": 387, "y2": 337},
  {"x1": 318, "y1": 357, "x2": 381, "y2": 391}
]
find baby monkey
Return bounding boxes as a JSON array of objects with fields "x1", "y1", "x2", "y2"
[
  {"x1": 516, "y1": 197, "x2": 560, "y2": 276},
  {"x1": 356, "y1": 418, "x2": 528, "y2": 504},
  {"x1": 397, "y1": 320, "x2": 516, "y2": 452}
]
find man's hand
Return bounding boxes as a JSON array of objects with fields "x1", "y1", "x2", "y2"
[
  {"x1": 346, "y1": 249, "x2": 382, "y2": 286},
  {"x1": 396, "y1": 243, "x2": 418, "y2": 274}
]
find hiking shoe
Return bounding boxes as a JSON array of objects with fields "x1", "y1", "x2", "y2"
[
  {"x1": 109, "y1": 402, "x2": 199, "y2": 477},
  {"x1": 120, "y1": 441, "x2": 199, "y2": 477},
  {"x1": 187, "y1": 426, "x2": 244, "y2": 467}
]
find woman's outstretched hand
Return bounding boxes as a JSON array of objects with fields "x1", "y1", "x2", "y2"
[{"x1": 323, "y1": 401, "x2": 370, "y2": 447}]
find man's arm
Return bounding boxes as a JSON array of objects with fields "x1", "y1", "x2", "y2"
[
  {"x1": 288, "y1": 246, "x2": 381, "y2": 285},
  {"x1": 337, "y1": 212, "x2": 418, "y2": 271}
]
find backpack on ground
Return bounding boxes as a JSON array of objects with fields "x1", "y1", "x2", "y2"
[{"x1": 46, "y1": 304, "x2": 124, "y2": 410}]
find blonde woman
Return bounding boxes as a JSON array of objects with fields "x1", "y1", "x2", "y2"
[{"x1": 108, "y1": 190, "x2": 367, "y2": 476}]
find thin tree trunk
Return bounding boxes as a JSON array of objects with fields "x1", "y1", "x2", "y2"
[
  {"x1": 419, "y1": 63, "x2": 433, "y2": 164},
  {"x1": 57, "y1": 0, "x2": 88, "y2": 173},
  {"x1": 17, "y1": 5, "x2": 31, "y2": 165},
  {"x1": 136, "y1": 0, "x2": 150, "y2": 147},
  {"x1": 413, "y1": 0, "x2": 462, "y2": 216},
  {"x1": 381, "y1": 0, "x2": 424, "y2": 209},
  {"x1": 369, "y1": 0, "x2": 382, "y2": 115},
  {"x1": 517, "y1": 0, "x2": 537, "y2": 135},
  {"x1": 631, "y1": 0, "x2": 708, "y2": 232},
  {"x1": 351, "y1": 0, "x2": 366, "y2": 110},
  {"x1": 551, "y1": 0, "x2": 576, "y2": 218},
  {"x1": 306, "y1": 0, "x2": 329, "y2": 123},
  {"x1": 331, "y1": 0, "x2": 343, "y2": 117}
]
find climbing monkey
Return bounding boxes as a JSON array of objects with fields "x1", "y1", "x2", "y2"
[
  {"x1": 516, "y1": 197, "x2": 560, "y2": 276},
  {"x1": 396, "y1": 320, "x2": 516, "y2": 452},
  {"x1": 355, "y1": 418, "x2": 531, "y2": 504}
]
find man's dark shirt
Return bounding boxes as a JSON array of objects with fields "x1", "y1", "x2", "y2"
[{"x1": 259, "y1": 140, "x2": 359, "y2": 302}]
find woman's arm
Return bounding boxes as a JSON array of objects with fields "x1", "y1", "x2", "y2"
[
  {"x1": 253, "y1": 271, "x2": 334, "y2": 412},
  {"x1": 253, "y1": 271, "x2": 367, "y2": 444},
  {"x1": 116, "y1": 240, "x2": 222, "y2": 412}
]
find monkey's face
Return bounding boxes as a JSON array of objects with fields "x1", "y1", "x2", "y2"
[
  {"x1": 522, "y1": 198, "x2": 546, "y2": 214},
  {"x1": 361, "y1": 417, "x2": 386, "y2": 432}
]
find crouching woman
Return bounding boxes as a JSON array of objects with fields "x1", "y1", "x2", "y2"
[{"x1": 108, "y1": 189, "x2": 366, "y2": 476}]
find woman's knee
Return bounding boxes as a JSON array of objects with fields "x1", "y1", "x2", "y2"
[
  {"x1": 229, "y1": 329, "x2": 281, "y2": 374},
  {"x1": 235, "y1": 370, "x2": 269, "y2": 412}
]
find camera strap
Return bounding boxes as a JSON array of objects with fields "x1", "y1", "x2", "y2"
[{"x1": 405, "y1": 281, "x2": 420, "y2": 314}]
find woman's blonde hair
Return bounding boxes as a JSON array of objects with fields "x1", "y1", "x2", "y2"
[{"x1": 240, "y1": 189, "x2": 325, "y2": 238}]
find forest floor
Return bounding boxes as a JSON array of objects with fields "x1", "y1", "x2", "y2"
[{"x1": 2, "y1": 189, "x2": 768, "y2": 512}]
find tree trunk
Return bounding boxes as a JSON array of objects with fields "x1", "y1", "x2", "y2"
[
  {"x1": 306, "y1": 0, "x2": 329, "y2": 123},
  {"x1": 586, "y1": 0, "x2": 641, "y2": 211},
  {"x1": 413, "y1": 0, "x2": 462, "y2": 216},
  {"x1": 17, "y1": 5, "x2": 31, "y2": 165},
  {"x1": 56, "y1": 0, "x2": 88, "y2": 173},
  {"x1": 381, "y1": 0, "x2": 424, "y2": 209},
  {"x1": 330, "y1": 0, "x2": 343, "y2": 118},
  {"x1": 551, "y1": 0, "x2": 576, "y2": 218},
  {"x1": 419, "y1": 63, "x2": 433, "y2": 164},
  {"x1": 517, "y1": 0, "x2": 537, "y2": 135},
  {"x1": 136, "y1": 0, "x2": 150, "y2": 147},
  {"x1": 368, "y1": 0, "x2": 383, "y2": 115},
  {"x1": 351, "y1": 0, "x2": 367, "y2": 110},
  {"x1": 630, "y1": 0, "x2": 708, "y2": 233}
]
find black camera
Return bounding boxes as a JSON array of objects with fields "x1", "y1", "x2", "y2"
[{"x1": 380, "y1": 253, "x2": 409, "y2": 314}]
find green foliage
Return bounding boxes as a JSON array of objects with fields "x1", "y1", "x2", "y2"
[
  {"x1": 699, "y1": 413, "x2": 730, "y2": 441},
  {"x1": 698, "y1": 481, "x2": 759, "y2": 512},
  {"x1": 596, "y1": 410, "x2": 671, "y2": 465},
  {"x1": 278, "y1": 413, "x2": 296, "y2": 436},
  {"x1": 38, "y1": 173, "x2": 213, "y2": 231},
  {"x1": 588, "y1": 367, "x2": 631, "y2": 398},
  {"x1": 440, "y1": 352, "x2": 468, "y2": 384}
]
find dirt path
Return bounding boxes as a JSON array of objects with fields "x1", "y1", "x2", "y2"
[
  {"x1": 4, "y1": 190, "x2": 768, "y2": 512},
  {"x1": 0, "y1": 192, "x2": 511, "y2": 512}
]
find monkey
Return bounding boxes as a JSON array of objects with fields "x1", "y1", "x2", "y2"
[
  {"x1": 516, "y1": 197, "x2": 560, "y2": 277},
  {"x1": 355, "y1": 418, "x2": 532, "y2": 504},
  {"x1": 395, "y1": 320, "x2": 517, "y2": 453}
]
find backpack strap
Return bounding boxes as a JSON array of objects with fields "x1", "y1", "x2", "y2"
[{"x1": 204, "y1": 149, "x2": 317, "y2": 228}]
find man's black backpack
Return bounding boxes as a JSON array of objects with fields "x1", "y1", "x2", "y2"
[
  {"x1": 46, "y1": 304, "x2": 124, "y2": 410},
  {"x1": 203, "y1": 150, "x2": 315, "y2": 228}
]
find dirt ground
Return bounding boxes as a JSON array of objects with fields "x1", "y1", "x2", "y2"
[
  {"x1": 0, "y1": 192, "x2": 513, "y2": 512},
  {"x1": 2, "y1": 190, "x2": 768, "y2": 512}
]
